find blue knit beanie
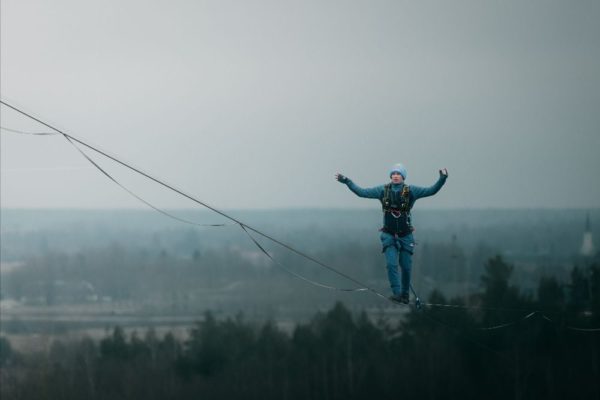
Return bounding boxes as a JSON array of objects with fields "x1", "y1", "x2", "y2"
[{"x1": 389, "y1": 163, "x2": 407, "y2": 179}]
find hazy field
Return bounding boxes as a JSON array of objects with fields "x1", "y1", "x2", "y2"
[{"x1": 1, "y1": 208, "x2": 597, "y2": 352}]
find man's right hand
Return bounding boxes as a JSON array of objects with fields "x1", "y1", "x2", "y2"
[{"x1": 335, "y1": 173, "x2": 349, "y2": 184}]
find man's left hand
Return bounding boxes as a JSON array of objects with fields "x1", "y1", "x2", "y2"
[{"x1": 439, "y1": 168, "x2": 448, "y2": 177}]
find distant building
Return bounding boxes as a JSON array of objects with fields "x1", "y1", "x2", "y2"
[{"x1": 580, "y1": 212, "x2": 595, "y2": 257}]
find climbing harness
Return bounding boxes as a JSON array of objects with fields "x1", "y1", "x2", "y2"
[{"x1": 381, "y1": 183, "x2": 413, "y2": 236}]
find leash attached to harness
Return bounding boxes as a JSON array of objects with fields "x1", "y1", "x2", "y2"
[{"x1": 410, "y1": 284, "x2": 422, "y2": 310}]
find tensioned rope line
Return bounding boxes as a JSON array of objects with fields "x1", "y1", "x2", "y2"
[
  {"x1": 5, "y1": 122, "x2": 574, "y2": 333},
  {"x1": 0, "y1": 106, "x2": 565, "y2": 311},
  {"x1": 0, "y1": 100, "x2": 378, "y2": 297},
  {"x1": 0, "y1": 102, "x2": 579, "y2": 368},
  {"x1": 3, "y1": 101, "x2": 598, "y2": 336},
  {"x1": 2, "y1": 123, "x2": 575, "y2": 308}
]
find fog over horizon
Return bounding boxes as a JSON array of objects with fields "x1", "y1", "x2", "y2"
[{"x1": 2, "y1": 0, "x2": 600, "y2": 210}]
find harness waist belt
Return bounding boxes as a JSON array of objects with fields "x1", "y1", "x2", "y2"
[{"x1": 379, "y1": 227, "x2": 412, "y2": 237}]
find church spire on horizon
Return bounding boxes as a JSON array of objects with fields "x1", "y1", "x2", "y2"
[{"x1": 580, "y1": 212, "x2": 595, "y2": 257}]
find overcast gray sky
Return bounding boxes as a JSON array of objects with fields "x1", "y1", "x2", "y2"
[{"x1": 1, "y1": 0, "x2": 599, "y2": 210}]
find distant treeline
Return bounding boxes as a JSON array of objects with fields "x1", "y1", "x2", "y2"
[
  {"x1": 0, "y1": 237, "x2": 500, "y2": 317},
  {"x1": 3, "y1": 208, "x2": 593, "y2": 265},
  {"x1": 1, "y1": 256, "x2": 599, "y2": 400}
]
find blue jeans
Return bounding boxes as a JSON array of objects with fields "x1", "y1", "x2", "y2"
[{"x1": 380, "y1": 232, "x2": 415, "y2": 295}]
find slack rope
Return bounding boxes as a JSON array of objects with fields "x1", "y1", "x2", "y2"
[
  {"x1": 3, "y1": 119, "x2": 371, "y2": 291},
  {"x1": 540, "y1": 314, "x2": 600, "y2": 332},
  {"x1": 240, "y1": 224, "x2": 368, "y2": 292},
  {"x1": 2, "y1": 98, "x2": 597, "y2": 359},
  {"x1": 479, "y1": 311, "x2": 538, "y2": 331},
  {"x1": 0, "y1": 99, "x2": 389, "y2": 303},
  {"x1": 1, "y1": 126, "x2": 58, "y2": 135},
  {"x1": 63, "y1": 135, "x2": 226, "y2": 228}
]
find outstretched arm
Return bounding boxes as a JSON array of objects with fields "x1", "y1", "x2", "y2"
[
  {"x1": 410, "y1": 168, "x2": 448, "y2": 200},
  {"x1": 335, "y1": 173, "x2": 383, "y2": 199}
]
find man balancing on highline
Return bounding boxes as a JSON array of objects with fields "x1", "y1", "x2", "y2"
[{"x1": 336, "y1": 164, "x2": 448, "y2": 304}]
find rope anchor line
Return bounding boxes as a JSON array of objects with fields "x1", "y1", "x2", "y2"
[
  {"x1": 0, "y1": 100, "x2": 385, "y2": 299},
  {"x1": 2, "y1": 99, "x2": 599, "y2": 336}
]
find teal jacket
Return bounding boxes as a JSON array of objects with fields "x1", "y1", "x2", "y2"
[
  {"x1": 344, "y1": 174, "x2": 447, "y2": 206},
  {"x1": 344, "y1": 174, "x2": 447, "y2": 237}
]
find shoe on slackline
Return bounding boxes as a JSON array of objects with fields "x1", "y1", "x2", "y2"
[{"x1": 389, "y1": 293, "x2": 410, "y2": 305}]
